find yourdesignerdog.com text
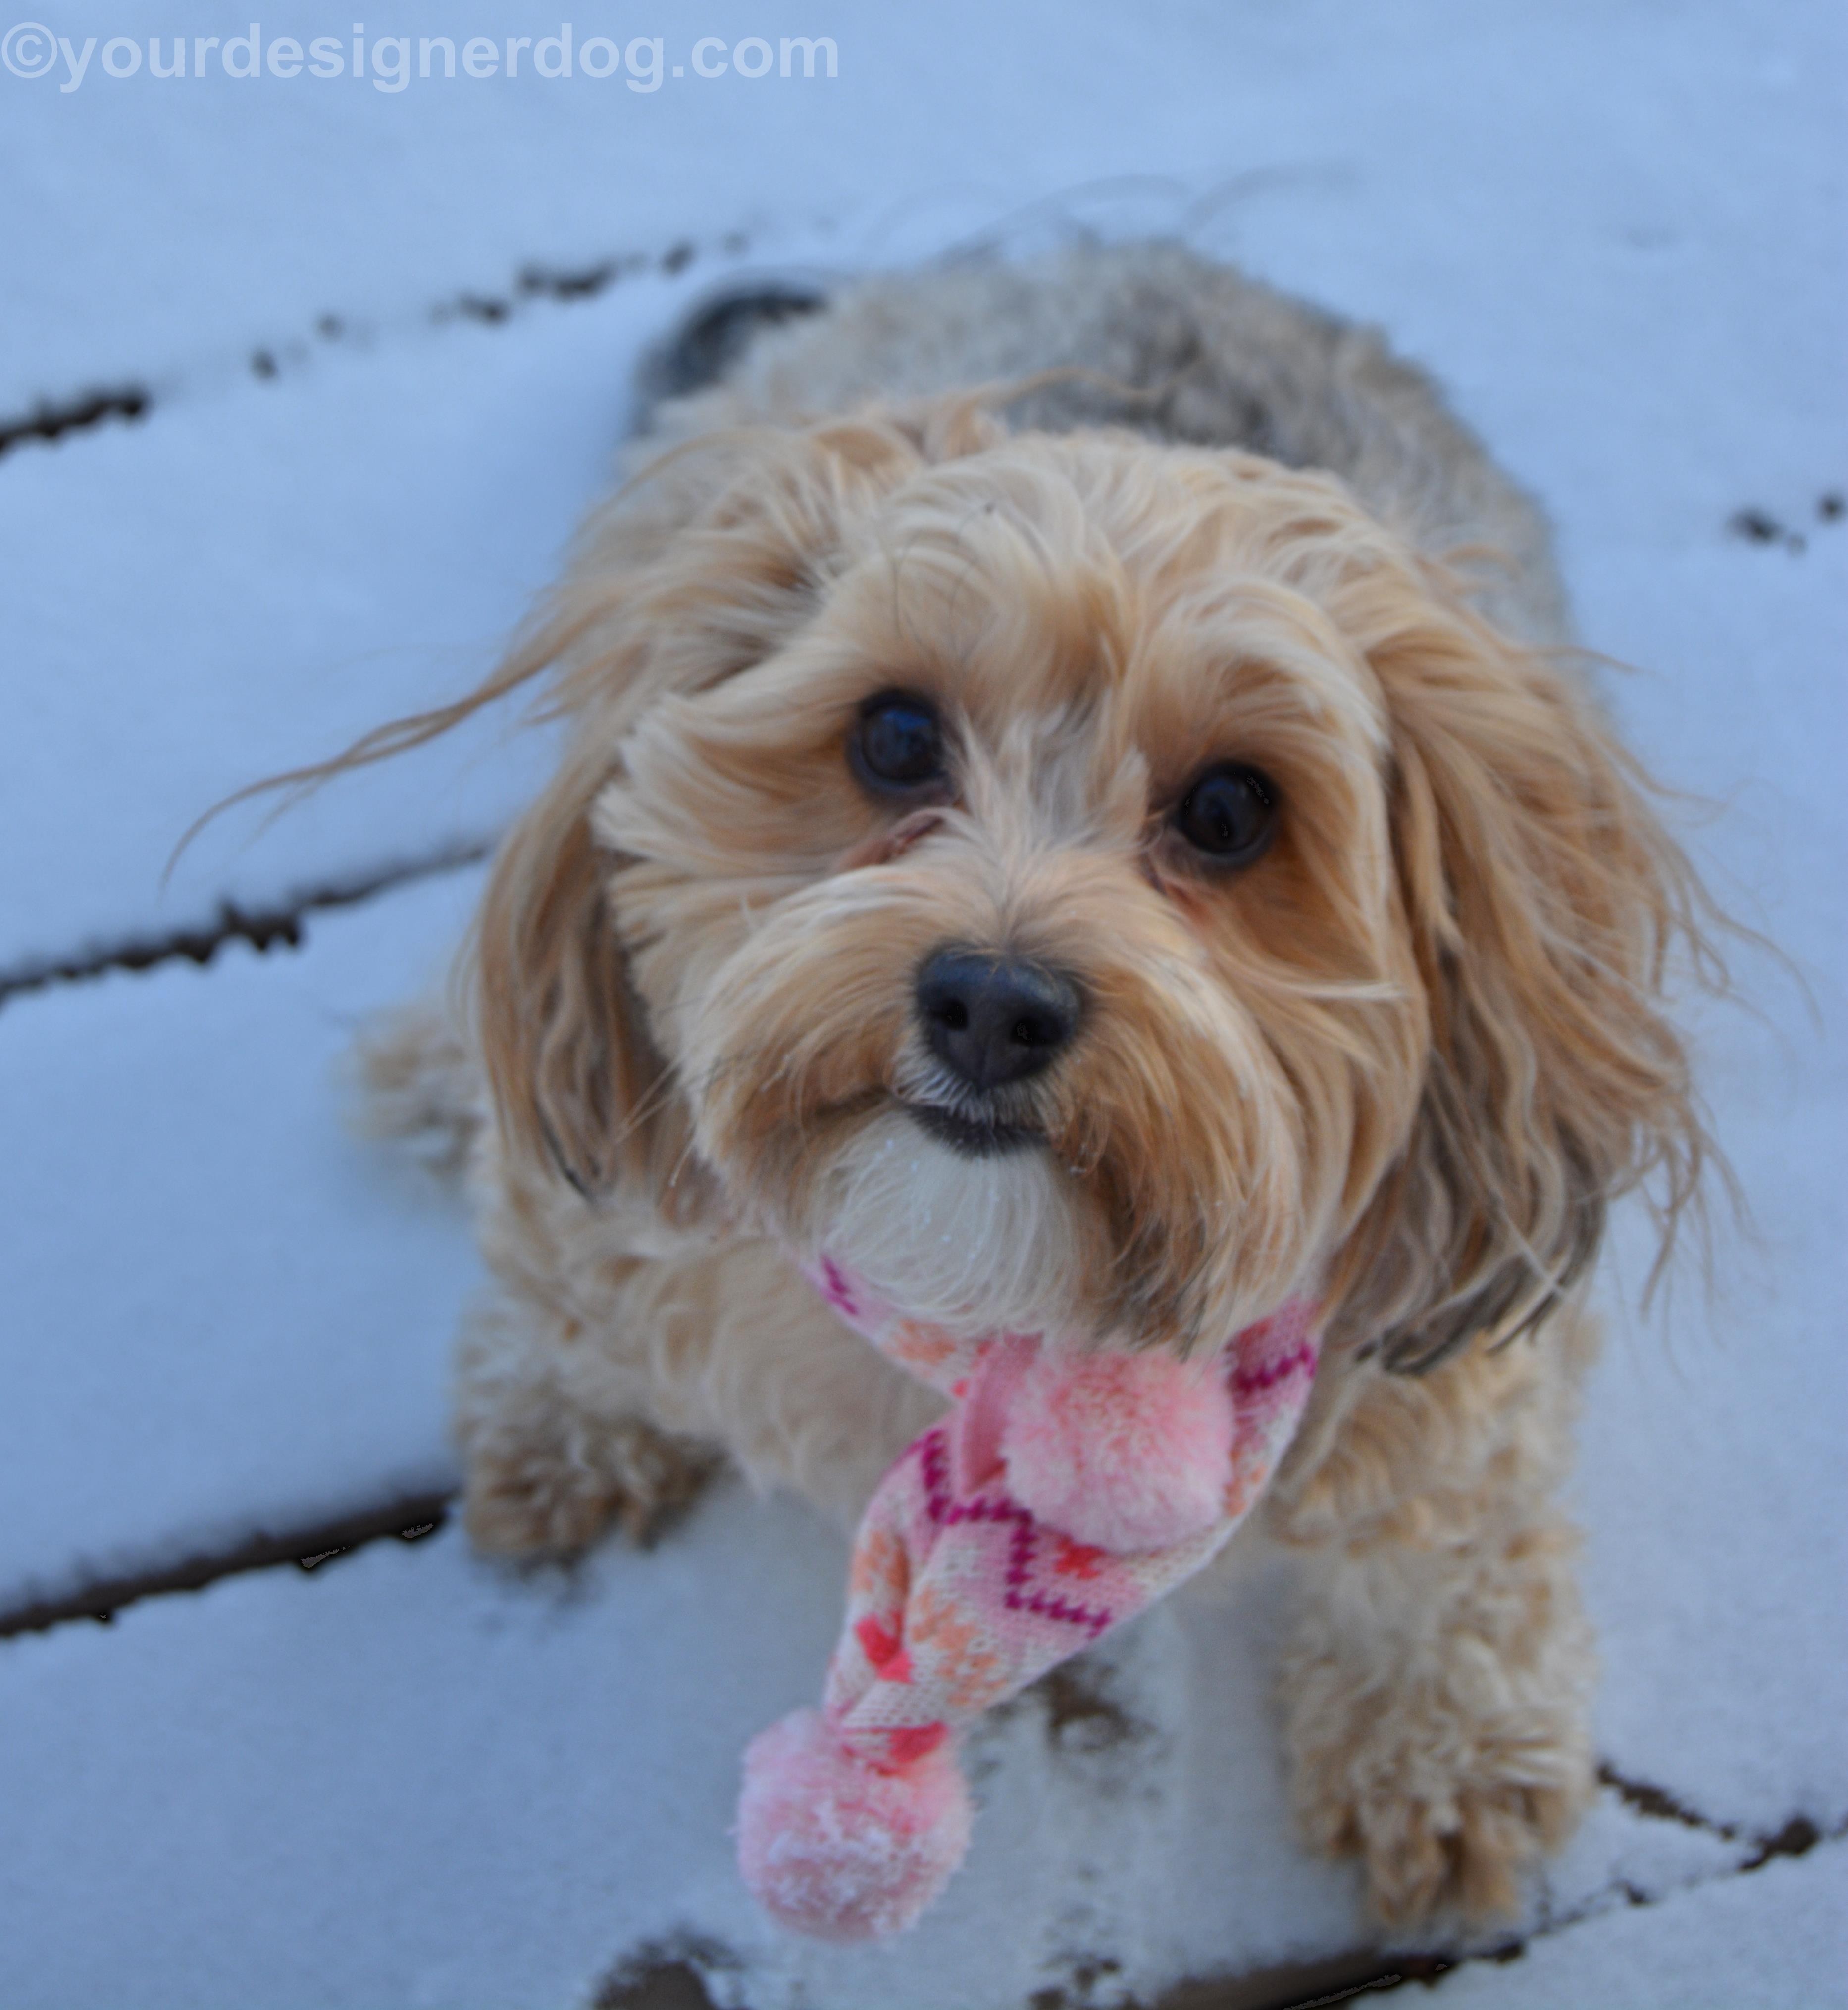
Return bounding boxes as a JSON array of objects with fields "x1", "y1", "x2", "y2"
[{"x1": 2, "y1": 22, "x2": 839, "y2": 91}]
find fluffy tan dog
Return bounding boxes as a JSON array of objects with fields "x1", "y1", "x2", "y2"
[{"x1": 356, "y1": 245, "x2": 1716, "y2": 1928}]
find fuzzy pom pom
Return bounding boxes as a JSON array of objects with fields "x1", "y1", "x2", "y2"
[
  {"x1": 737, "y1": 1709, "x2": 973, "y2": 1941},
  {"x1": 999, "y1": 1346, "x2": 1236, "y2": 1551}
]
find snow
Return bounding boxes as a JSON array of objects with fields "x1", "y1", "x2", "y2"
[
  {"x1": 5, "y1": 1, "x2": 1829, "y2": 419},
  {"x1": 0, "y1": 1500, "x2": 847, "y2": 2010},
  {"x1": 1429, "y1": 1843, "x2": 1848, "y2": 2008},
  {"x1": 1, "y1": 1494, "x2": 1826, "y2": 2009},
  {"x1": 0, "y1": 0, "x2": 1843, "y2": 2000},
  {"x1": 0, "y1": 867, "x2": 484, "y2": 1612},
  {"x1": 0, "y1": 260, "x2": 724, "y2": 974},
  {"x1": 4, "y1": 1499, "x2": 1791, "y2": 2010},
  {"x1": 6, "y1": 0, "x2": 1841, "y2": 980},
  {"x1": 1540, "y1": 1790, "x2": 1753, "y2": 1923},
  {"x1": 0, "y1": 1499, "x2": 1336, "y2": 2010}
]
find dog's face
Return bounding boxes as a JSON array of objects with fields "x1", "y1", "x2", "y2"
[
  {"x1": 478, "y1": 407, "x2": 1704, "y2": 1365},
  {"x1": 596, "y1": 433, "x2": 1425, "y2": 1351}
]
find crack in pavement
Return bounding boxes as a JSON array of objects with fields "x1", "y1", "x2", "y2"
[
  {"x1": 0, "y1": 1490, "x2": 455, "y2": 1640},
  {"x1": 959, "y1": 1770, "x2": 1847, "y2": 2010},
  {"x1": 1597, "y1": 1759, "x2": 1835, "y2": 1873},
  {"x1": 0, "y1": 384, "x2": 151, "y2": 460},
  {"x1": 0, "y1": 224, "x2": 761, "y2": 465},
  {"x1": 1407, "y1": 1797, "x2": 1848, "y2": 2003},
  {"x1": 0, "y1": 839, "x2": 489, "y2": 1014}
]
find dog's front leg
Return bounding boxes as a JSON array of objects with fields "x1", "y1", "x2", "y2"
[
  {"x1": 453, "y1": 1260, "x2": 720, "y2": 1558},
  {"x1": 456, "y1": 1174, "x2": 941, "y2": 1557},
  {"x1": 1267, "y1": 1312, "x2": 1600, "y2": 1928}
]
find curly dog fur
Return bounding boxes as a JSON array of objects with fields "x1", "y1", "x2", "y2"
[{"x1": 349, "y1": 244, "x2": 1717, "y2": 1929}]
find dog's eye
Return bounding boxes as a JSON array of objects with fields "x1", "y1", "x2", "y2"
[
  {"x1": 1174, "y1": 763, "x2": 1278, "y2": 864},
  {"x1": 850, "y1": 693, "x2": 947, "y2": 795}
]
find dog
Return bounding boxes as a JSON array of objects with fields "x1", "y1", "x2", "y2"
[{"x1": 354, "y1": 243, "x2": 1717, "y2": 1929}]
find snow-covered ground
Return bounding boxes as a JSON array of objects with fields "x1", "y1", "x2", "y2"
[{"x1": 2, "y1": 3, "x2": 1844, "y2": 2005}]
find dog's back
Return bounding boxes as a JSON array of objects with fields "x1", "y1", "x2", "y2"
[{"x1": 636, "y1": 242, "x2": 1570, "y2": 648}]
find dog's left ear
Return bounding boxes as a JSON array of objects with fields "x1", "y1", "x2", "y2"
[{"x1": 1331, "y1": 579, "x2": 1715, "y2": 1371}]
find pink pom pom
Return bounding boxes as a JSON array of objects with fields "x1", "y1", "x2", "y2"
[
  {"x1": 737, "y1": 1709, "x2": 972, "y2": 1941},
  {"x1": 1000, "y1": 1346, "x2": 1235, "y2": 1551}
]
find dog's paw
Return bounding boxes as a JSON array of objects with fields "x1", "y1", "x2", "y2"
[
  {"x1": 1302, "y1": 1755, "x2": 1587, "y2": 1928},
  {"x1": 1283, "y1": 1505, "x2": 1598, "y2": 1930},
  {"x1": 1287, "y1": 1654, "x2": 1596, "y2": 1929},
  {"x1": 462, "y1": 1407, "x2": 717, "y2": 1559}
]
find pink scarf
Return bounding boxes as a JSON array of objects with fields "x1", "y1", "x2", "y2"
[{"x1": 735, "y1": 1256, "x2": 1321, "y2": 1940}]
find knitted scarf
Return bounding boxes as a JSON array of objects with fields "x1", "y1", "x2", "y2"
[{"x1": 735, "y1": 1254, "x2": 1321, "y2": 1940}]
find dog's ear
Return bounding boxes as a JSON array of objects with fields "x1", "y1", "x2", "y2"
[
  {"x1": 469, "y1": 734, "x2": 698, "y2": 1208},
  {"x1": 1331, "y1": 583, "x2": 1715, "y2": 1371}
]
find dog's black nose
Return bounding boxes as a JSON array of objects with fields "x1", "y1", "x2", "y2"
[{"x1": 915, "y1": 949, "x2": 1081, "y2": 1091}]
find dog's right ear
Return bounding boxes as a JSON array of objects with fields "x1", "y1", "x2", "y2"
[
  {"x1": 462, "y1": 426, "x2": 841, "y2": 1211},
  {"x1": 469, "y1": 735, "x2": 700, "y2": 1211}
]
